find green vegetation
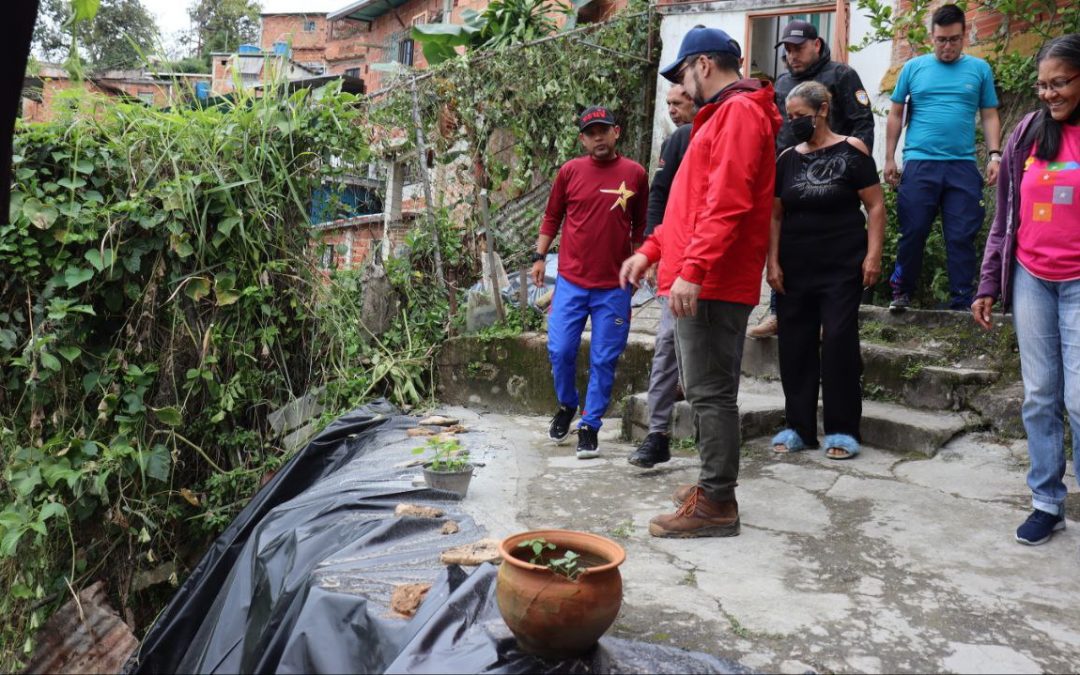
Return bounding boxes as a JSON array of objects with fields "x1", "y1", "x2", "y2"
[
  {"x1": 0, "y1": 81, "x2": 447, "y2": 668},
  {"x1": 413, "y1": 437, "x2": 471, "y2": 472},
  {"x1": 413, "y1": 0, "x2": 571, "y2": 65},
  {"x1": 517, "y1": 536, "x2": 584, "y2": 580},
  {"x1": 608, "y1": 520, "x2": 633, "y2": 539},
  {"x1": 373, "y1": 2, "x2": 655, "y2": 268}
]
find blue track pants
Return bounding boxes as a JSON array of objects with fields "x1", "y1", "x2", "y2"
[{"x1": 547, "y1": 277, "x2": 632, "y2": 429}]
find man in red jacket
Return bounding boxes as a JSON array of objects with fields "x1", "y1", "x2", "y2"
[
  {"x1": 620, "y1": 26, "x2": 781, "y2": 537},
  {"x1": 531, "y1": 106, "x2": 649, "y2": 459}
]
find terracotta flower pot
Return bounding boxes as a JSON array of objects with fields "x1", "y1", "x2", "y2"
[{"x1": 496, "y1": 529, "x2": 626, "y2": 660}]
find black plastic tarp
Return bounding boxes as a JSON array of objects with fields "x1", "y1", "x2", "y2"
[{"x1": 128, "y1": 402, "x2": 751, "y2": 674}]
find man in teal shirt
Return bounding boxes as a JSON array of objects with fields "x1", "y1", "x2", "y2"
[{"x1": 884, "y1": 3, "x2": 1002, "y2": 311}]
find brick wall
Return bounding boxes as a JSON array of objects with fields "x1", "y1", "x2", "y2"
[
  {"x1": 888, "y1": 0, "x2": 1073, "y2": 68},
  {"x1": 22, "y1": 72, "x2": 201, "y2": 123},
  {"x1": 312, "y1": 214, "x2": 416, "y2": 273}
]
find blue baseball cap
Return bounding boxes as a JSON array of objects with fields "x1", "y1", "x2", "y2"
[{"x1": 660, "y1": 26, "x2": 742, "y2": 83}]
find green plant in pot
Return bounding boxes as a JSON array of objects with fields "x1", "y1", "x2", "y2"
[
  {"x1": 414, "y1": 437, "x2": 474, "y2": 498},
  {"x1": 496, "y1": 530, "x2": 626, "y2": 660}
]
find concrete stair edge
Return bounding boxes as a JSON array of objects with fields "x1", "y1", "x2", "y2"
[{"x1": 621, "y1": 390, "x2": 976, "y2": 458}]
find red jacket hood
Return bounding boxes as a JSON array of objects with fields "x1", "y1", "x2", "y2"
[{"x1": 696, "y1": 79, "x2": 782, "y2": 136}]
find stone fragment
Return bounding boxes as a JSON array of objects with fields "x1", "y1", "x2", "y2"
[
  {"x1": 418, "y1": 415, "x2": 460, "y2": 427},
  {"x1": 390, "y1": 583, "x2": 432, "y2": 617},
  {"x1": 406, "y1": 427, "x2": 436, "y2": 437},
  {"x1": 440, "y1": 538, "x2": 502, "y2": 566},
  {"x1": 444, "y1": 424, "x2": 468, "y2": 434},
  {"x1": 395, "y1": 504, "x2": 444, "y2": 518},
  {"x1": 133, "y1": 560, "x2": 178, "y2": 592},
  {"x1": 441, "y1": 520, "x2": 460, "y2": 535}
]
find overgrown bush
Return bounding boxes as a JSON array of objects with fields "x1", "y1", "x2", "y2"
[{"x1": 0, "y1": 83, "x2": 393, "y2": 667}]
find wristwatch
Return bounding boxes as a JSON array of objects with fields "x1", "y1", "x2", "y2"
[
  {"x1": 530, "y1": 252, "x2": 546, "y2": 264},
  {"x1": 988, "y1": 150, "x2": 1002, "y2": 162}
]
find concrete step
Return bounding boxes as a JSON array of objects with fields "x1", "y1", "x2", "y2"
[
  {"x1": 622, "y1": 383, "x2": 975, "y2": 457},
  {"x1": 741, "y1": 337, "x2": 999, "y2": 411}
]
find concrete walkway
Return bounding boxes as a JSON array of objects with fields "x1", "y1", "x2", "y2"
[{"x1": 450, "y1": 407, "x2": 1080, "y2": 674}]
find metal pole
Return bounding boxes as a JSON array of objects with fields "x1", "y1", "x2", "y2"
[{"x1": 478, "y1": 188, "x2": 506, "y2": 321}]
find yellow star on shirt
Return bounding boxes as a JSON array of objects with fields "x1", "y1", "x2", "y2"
[{"x1": 600, "y1": 181, "x2": 636, "y2": 212}]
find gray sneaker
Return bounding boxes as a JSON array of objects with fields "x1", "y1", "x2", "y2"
[{"x1": 889, "y1": 294, "x2": 911, "y2": 314}]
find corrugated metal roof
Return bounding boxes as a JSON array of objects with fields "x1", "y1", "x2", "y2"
[
  {"x1": 25, "y1": 581, "x2": 139, "y2": 674},
  {"x1": 237, "y1": 56, "x2": 265, "y2": 75},
  {"x1": 327, "y1": 0, "x2": 415, "y2": 23}
]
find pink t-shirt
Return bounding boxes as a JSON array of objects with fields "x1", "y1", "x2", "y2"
[{"x1": 1017, "y1": 122, "x2": 1080, "y2": 281}]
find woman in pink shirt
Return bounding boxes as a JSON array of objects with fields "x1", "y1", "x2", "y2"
[{"x1": 973, "y1": 34, "x2": 1080, "y2": 546}]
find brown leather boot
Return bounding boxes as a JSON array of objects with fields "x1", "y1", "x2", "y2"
[
  {"x1": 650, "y1": 486, "x2": 740, "y2": 538},
  {"x1": 671, "y1": 483, "x2": 696, "y2": 507}
]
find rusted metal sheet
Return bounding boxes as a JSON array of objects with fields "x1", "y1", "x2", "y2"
[{"x1": 24, "y1": 581, "x2": 139, "y2": 675}]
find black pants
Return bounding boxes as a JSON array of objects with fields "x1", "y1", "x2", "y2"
[{"x1": 775, "y1": 266, "x2": 863, "y2": 447}]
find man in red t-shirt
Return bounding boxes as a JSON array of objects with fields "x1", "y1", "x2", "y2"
[{"x1": 530, "y1": 106, "x2": 648, "y2": 459}]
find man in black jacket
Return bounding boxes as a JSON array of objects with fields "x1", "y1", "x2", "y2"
[
  {"x1": 748, "y1": 19, "x2": 876, "y2": 339},
  {"x1": 627, "y1": 84, "x2": 695, "y2": 468}
]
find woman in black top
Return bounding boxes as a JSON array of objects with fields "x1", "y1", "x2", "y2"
[{"x1": 766, "y1": 81, "x2": 886, "y2": 459}]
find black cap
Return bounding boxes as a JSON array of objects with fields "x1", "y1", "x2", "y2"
[
  {"x1": 579, "y1": 105, "x2": 617, "y2": 131},
  {"x1": 775, "y1": 20, "x2": 819, "y2": 48}
]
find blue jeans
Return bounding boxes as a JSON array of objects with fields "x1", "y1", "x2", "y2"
[
  {"x1": 547, "y1": 276, "x2": 632, "y2": 429},
  {"x1": 890, "y1": 159, "x2": 985, "y2": 309},
  {"x1": 1012, "y1": 264, "x2": 1080, "y2": 516}
]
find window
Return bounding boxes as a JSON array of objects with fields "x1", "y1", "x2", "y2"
[
  {"x1": 319, "y1": 243, "x2": 336, "y2": 270},
  {"x1": 138, "y1": 92, "x2": 155, "y2": 105},
  {"x1": 345, "y1": 67, "x2": 360, "y2": 78},
  {"x1": 398, "y1": 38, "x2": 414, "y2": 66},
  {"x1": 747, "y1": 9, "x2": 838, "y2": 82},
  {"x1": 304, "y1": 20, "x2": 317, "y2": 32}
]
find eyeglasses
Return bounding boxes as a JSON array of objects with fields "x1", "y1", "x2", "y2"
[
  {"x1": 671, "y1": 59, "x2": 691, "y2": 85},
  {"x1": 1035, "y1": 73, "x2": 1080, "y2": 94},
  {"x1": 933, "y1": 35, "x2": 963, "y2": 45}
]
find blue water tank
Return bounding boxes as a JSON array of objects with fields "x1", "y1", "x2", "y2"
[
  {"x1": 238, "y1": 44, "x2": 261, "y2": 54},
  {"x1": 273, "y1": 42, "x2": 290, "y2": 57},
  {"x1": 195, "y1": 81, "x2": 210, "y2": 101}
]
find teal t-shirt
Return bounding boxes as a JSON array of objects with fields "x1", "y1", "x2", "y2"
[{"x1": 891, "y1": 54, "x2": 999, "y2": 162}]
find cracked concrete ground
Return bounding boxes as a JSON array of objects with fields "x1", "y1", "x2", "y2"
[{"x1": 447, "y1": 406, "x2": 1080, "y2": 674}]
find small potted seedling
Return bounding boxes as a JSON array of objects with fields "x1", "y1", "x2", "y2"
[
  {"x1": 413, "y1": 437, "x2": 474, "y2": 498},
  {"x1": 518, "y1": 538, "x2": 583, "y2": 580}
]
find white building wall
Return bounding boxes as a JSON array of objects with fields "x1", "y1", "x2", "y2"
[{"x1": 651, "y1": 1, "x2": 896, "y2": 172}]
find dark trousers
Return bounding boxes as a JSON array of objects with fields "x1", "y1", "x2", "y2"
[
  {"x1": 776, "y1": 268, "x2": 863, "y2": 447},
  {"x1": 889, "y1": 159, "x2": 985, "y2": 309},
  {"x1": 674, "y1": 300, "x2": 752, "y2": 502}
]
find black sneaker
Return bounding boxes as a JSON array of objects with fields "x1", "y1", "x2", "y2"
[
  {"x1": 628, "y1": 432, "x2": 671, "y2": 468},
  {"x1": 576, "y1": 425, "x2": 600, "y2": 459},
  {"x1": 889, "y1": 294, "x2": 911, "y2": 314},
  {"x1": 1015, "y1": 508, "x2": 1065, "y2": 545},
  {"x1": 548, "y1": 404, "x2": 576, "y2": 443}
]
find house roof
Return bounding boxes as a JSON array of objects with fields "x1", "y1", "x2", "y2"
[{"x1": 327, "y1": 0, "x2": 413, "y2": 23}]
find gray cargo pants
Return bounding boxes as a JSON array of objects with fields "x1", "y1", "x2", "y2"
[{"x1": 674, "y1": 299, "x2": 752, "y2": 502}]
